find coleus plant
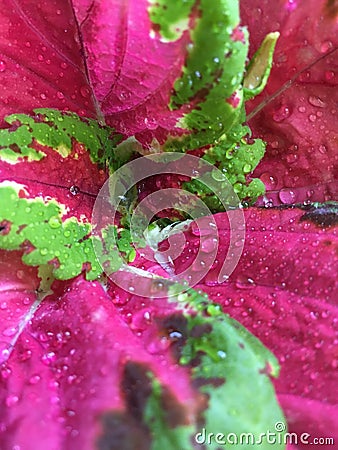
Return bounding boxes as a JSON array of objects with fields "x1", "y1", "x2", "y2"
[{"x1": 0, "y1": 1, "x2": 337, "y2": 450}]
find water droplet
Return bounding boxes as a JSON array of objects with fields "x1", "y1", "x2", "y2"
[
  {"x1": 48, "y1": 216, "x2": 61, "y2": 229},
  {"x1": 144, "y1": 117, "x2": 157, "y2": 129},
  {"x1": 279, "y1": 189, "x2": 296, "y2": 204},
  {"x1": 286, "y1": 153, "x2": 298, "y2": 164},
  {"x1": 40, "y1": 248, "x2": 48, "y2": 256},
  {"x1": 190, "y1": 222, "x2": 214, "y2": 237},
  {"x1": 325, "y1": 70, "x2": 335, "y2": 81},
  {"x1": 56, "y1": 91, "x2": 65, "y2": 99},
  {"x1": 29, "y1": 374, "x2": 41, "y2": 385},
  {"x1": 5, "y1": 395, "x2": 19, "y2": 407},
  {"x1": 40, "y1": 93, "x2": 47, "y2": 100},
  {"x1": 18, "y1": 349, "x2": 32, "y2": 362},
  {"x1": 318, "y1": 145, "x2": 327, "y2": 154},
  {"x1": 146, "y1": 336, "x2": 170, "y2": 354},
  {"x1": 16, "y1": 270, "x2": 24, "y2": 280},
  {"x1": 298, "y1": 106, "x2": 306, "y2": 113},
  {"x1": 272, "y1": 105, "x2": 291, "y2": 122},
  {"x1": 1, "y1": 366, "x2": 12, "y2": 380},
  {"x1": 80, "y1": 86, "x2": 90, "y2": 98},
  {"x1": 235, "y1": 276, "x2": 256, "y2": 289},
  {"x1": 2, "y1": 327, "x2": 17, "y2": 337},
  {"x1": 308, "y1": 114, "x2": 317, "y2": 122},
  {"x1": 130, "y1": 309, "x2": 152, "y2": 332},
  {"x1": 0, "y1": 60, "x2": 6, "y2": 72},
  {"x1": 308, "y1": 96, "x2": 326, "y2": 108},
  {"x1": 69, "y1": 185, "x2": 80, "y2": 196},
  {"x1": 201, "y1": 237, "x2": 218, "y2": 253},
  {"x1": 260, "y1": 173, "x2": 277, "y2": 189},
  {"x1": 320, "y1": 40, "x2": 333, "y2": 53},
  {"x1": 286, "y1": 0, "x2": 297, "y2": 11},
  {"x1": 217, "y1": 350, "x2": 227, "y2": 359},
  {"x1": 41, "y1": 351, "x2": 57, "y2": 365}
]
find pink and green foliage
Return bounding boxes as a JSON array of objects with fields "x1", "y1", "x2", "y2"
[
  {"x1": 0, "y1": 0, "x2": 337, "y2": 449},
  {"x1": 241, "y1": 0, "x2": 338, "y2": 205}
]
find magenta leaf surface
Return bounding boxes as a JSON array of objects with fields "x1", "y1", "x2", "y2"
[
  {"x1": 162, "y1": 206, "x2": 338, "y2": 448},
  {"x1": 0, "y1": 0, "x2": 337, "y2": 449},
  {"x1": 0, "y1": 0, "x2": 98, "y2": 122},
  {"x1": 0, "y1": 264, "x2": 284, "y2": 449},
  {"x1": 241, "y1": 0, "x2": 338, "y2": 205}
]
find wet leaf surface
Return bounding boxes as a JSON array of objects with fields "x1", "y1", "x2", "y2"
[{"x1": 241, "y1": 0, "x2": 338, "y2": 205}]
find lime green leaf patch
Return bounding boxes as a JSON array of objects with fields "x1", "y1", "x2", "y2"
[
  {"x1": 0, "y1": 185, "x2": 137, "y2": 280},
  {"x1": 184, "y1": 122, "x2": 266, "y2": 209},
  {"x1": 167, "y1": 287, "x2": 285, "y2": 449},
  {"x1": 149, "y1": 0, "x2": 250, "y2": 151},
  {"x1": 244, "y1": 32, "x2": 280, "y2": 100},
  {"x1": 0, "y1": 109, "x2": 122, "y2": 167},
  {"x1": 148, "y1": 0, "x2": 195, "y2": 41}
]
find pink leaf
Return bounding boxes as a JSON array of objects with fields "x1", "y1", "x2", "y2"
[
  {"x1": 241, "y1": 0, "x2": 338, "y2": 204},
  {"x1": 162, "y1": 206, "x2": 338, "y2": 448},
  {"x1": 0, "y1": 0, "x2": 98, "y2": 121},
  {"x1": 0, "y1": 273, "x2": 201, "y2": 449},
  {"x1": 72, "y1": 0, "x2": 189, "y2": 141}
]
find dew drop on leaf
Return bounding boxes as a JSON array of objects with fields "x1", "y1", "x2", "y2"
[
  {"x1": 260, "y1": 172, "x2": 278, "y2": 189},
  {"x1": 80, "y1": 86, "x2": 90, "y2": 98},
  {"x1": 1, "y1": 367, "x2": 12, "y2": 379},
  {"x1": 69, "y1": 185, "x2": 80, "y2": 195},
  {"x1": 29, "y1": 374, "x2": 41, "y2": 385},
  {"x1": 235, "y1": 275, "x2": 256, "y2": 289},
  {"x1": 5, "y1": 395, "x2": 19, "y2": 407},
  {"x1": 272, "y1": 104, "x2": 291, "y2": 122},
  {"x1": 325, "y1": 70, "x2": 335, "y2": 81},
  {"x1": 41, "y1": 351, "x2": 57, "y2": 366},
  {"x1": 2, "y1": 326, "x2": 18, "y2": 337},
  {"x1": 308, "y1": 96, "x2": 326, "y2": 108},
  {"x1": 320, "y1": 40, "x2": 333, "y2": 53},
  {"x1": 279, "y1": 188, "x2": 296, "y2": 204}
]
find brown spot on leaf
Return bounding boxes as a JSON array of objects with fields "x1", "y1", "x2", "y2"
[
  {"x1": 96, "y1": 361, "x2": 193, "y2": 449},
  {"x1": 325, "y1": 0, "x2": 338, "y2": 17},
  {"x1": 96, "y1": 412, "x2": 150, "y2": 450},
  {"x1": 0, "y1": 220, "x2": 11, "y2": 235},
  {"x1": 300, "y1": 203, "x2": 338, "y2": 228},
  {"x1": 191, "y1": 323, "x2": 212, "y2": 338},
  {"x1": 156, "y1": 314, "x2": 188, "y2": 361},
  {"x1": 121, "y1": 362, "x2": 153, "y2": 421},
  {"x1": 160, "y1": 384, "x2": 190, "y2": 427},
  {"x1": 192, "y1": 377, "x2": 225, "y2": 389}
]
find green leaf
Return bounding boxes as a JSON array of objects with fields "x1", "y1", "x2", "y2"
[
  {"x1": 170, "y1": 287, "x2": 285, "y2": 449},
  {"x1": 244, "y1": 32, "x2": 280, "y2": 100},
  {"x1": 144, "y1": 377, "x2": 195, "y2": 450},
  {"x1": 0, "y1": 185, "x2": 138, "y2": 280},
  {"x1": 122, "y1": 281, "x2": 286, "y2": 449},
  {"x1": 148, "y1": 0, "x2": 195, "y2": 41},
  {"x1": 184, "y1": 122, "x2": 266, "y2": 209},
  {"x1": 149, "y1": 0, "x2": 250, "y2": 151},
  {"x1": 0, "y1": 109, "x2": 123, "y2": 167}
]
